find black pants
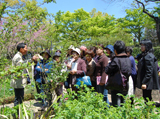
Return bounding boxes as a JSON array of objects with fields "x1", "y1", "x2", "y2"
[
  {"x1": 91, "y1": 81, "x2": 97, "y2": 91},
  {"x1": 14, "y1": 88, "x2": 24, "y2": 106},
  {"x1": 143, "y1": 89, "x2": 152, "y2": 102},
  {"x1": 55, "y1": 85, "x2": 63, "y2": 102},
  {"x1": 64, "y1": 74, "x2": 71, "y2": 89}
]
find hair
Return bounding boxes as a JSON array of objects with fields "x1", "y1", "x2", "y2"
[
  {"x1": 90, "y1": 46, "x2": 97, "y2": 54},
  {"x1": 140, "y1": 39, "x2": 153, "y2": 53},
  {"x1": 17, "y1": 43, "x2": 26, "y2": 51},
  {"x1": 125, "y1": 46, "x2": 133, "y2": 55},
  {"x1": 114, "y1": 41, "x2": 125, "y2": 54},
  {"x1": 98, "y1": 44, "x2": 104, "y2": 49},
  {"x1": 85, "y1": 50, "x2": 94, "y2": 58}
]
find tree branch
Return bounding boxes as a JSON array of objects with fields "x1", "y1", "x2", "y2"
[{"x1": 135, "y1": 0, "x2": 155, "y2": 20}]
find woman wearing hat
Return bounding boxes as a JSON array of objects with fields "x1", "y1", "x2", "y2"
[
  {"x1": 70, "y1": 48, "x2": 87, "y2": 91},
  {"x1": 137, "y1": 39, "x2": 159, "y2": 102},
  {"x1": 51, "y1": 52, "x2": 67, "y2": 104},
  {"x1": 104, "y1": 45, "x2": 115, "y2": 61},
  {"x1": 35, "y1": 49, "x2": 53, "y2": 110}
]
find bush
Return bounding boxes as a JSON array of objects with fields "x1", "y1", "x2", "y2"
[
  {"x1": 132, "y1": 47, "x2": 160, "y2": 60},
  {"x1": 49, "y1": 86, "x2": 160, "y2": 119}
]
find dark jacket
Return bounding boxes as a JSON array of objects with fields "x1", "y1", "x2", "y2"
[
  {"x1": 105, "y1": 53, "x2": 132, "y2": 87},
  {"x1": 86, "y1": 59, "x2": 96, "y2": 81},
  {"x1": 95, "y1": 54, "x2": 109, "y2": 84},
  {"x1": 137, "y1": 52, "x2": 159, "y2": 90}
]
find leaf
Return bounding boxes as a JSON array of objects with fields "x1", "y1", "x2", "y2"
[
  {"x1": 19, "y1": 104, "x2": 23, "y2": 119},
  {"x1": 23, "y1": 103, "x2": 29, "y2": 119},
  {"x1": 0, "y1": 114, "x2": 8, "y2": 119}
]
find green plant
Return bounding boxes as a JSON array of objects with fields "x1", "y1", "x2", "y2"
[{"x1": 48, "y1": 86, "x2": 160, "y2": 119}]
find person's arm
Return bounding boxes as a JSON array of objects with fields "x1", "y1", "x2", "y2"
[
  {"x1": 105, "y1": 58, "x2": 118, "y2": 75},
  {"x1": 35, "y1": 62, "x2": 43, "y2": 72},
  {"x1": 77, "y1": 60, "x2": 87, "y2": 76},
  {"x1": 100, "y1": 56, "x2": 109, "y2": 84},
  {"x1": 44, "y1": 61, "x2": 53, "y2": 74}
]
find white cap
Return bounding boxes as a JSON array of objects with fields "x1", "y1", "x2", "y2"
[{"x1": 72, "y1": 48, "x2": 81, "y2": 55}]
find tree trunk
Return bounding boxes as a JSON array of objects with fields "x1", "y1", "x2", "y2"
[{"x1": 156, "y1": 19, "x2": 160, "y2": 44}]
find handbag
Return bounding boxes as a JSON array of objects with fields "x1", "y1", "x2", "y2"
[
  {"x1": 96, "y1": 75, "x2": 108, "y2": 85},
  {"x1": 105, "y1": 62, "x2": 128, "y2": 91},
  {"x1": 76, "y1": 72, "x2": 92, "y2": 88}
]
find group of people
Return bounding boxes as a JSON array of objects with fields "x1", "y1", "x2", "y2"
[{"x1": 11, "y1": 39, "x2": 160, "y2": 112}]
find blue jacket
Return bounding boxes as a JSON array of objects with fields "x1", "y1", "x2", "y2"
[{"x1": 35, "y1": 60, "x2": 53, "y2": 83}]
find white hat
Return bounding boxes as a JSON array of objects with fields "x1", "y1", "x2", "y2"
[{"x1": 72, "y1": 48, "x2": 81, "y2": 55}]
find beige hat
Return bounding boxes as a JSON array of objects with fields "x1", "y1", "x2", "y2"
[{"x1": 72, "y1": 48, "x2": 81, "y2": 55}]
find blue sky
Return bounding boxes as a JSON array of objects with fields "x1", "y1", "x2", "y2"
[{"x1": 38, "y1": 0, "x2": 135, "y2": 18}]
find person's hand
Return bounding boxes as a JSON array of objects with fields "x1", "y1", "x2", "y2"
[
  {"x1": 99, "y1": 83, "x2": 105, "y2": 86},
  {"x1": 37, "y1": 66, "x2": 41, "y2": 69},
  {"x1": 32, "y1": 55, "x2": 39, "y2": 61},
  {"x1": 70, "y1": 70, "x2": 77, "y2": 75},
  {"x1": 141, "y1": 84, "x2": 147, "y2": 89},
  {"x1": 45, "y1": 69, "x2": 48, "y2": 72},
  {"x1": 158, "y1": 72, "x2": 160, "y2": 76},
  {"x1": 67, "y1": 64, "x2": 71, "y2": 69}
]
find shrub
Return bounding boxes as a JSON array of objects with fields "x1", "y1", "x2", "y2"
[{"x1": 49, "y1": 86, "x2": 160, "y2": 119}]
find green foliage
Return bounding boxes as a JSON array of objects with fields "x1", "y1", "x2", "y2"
[
  {"x1": 119, "y1": 7, "x2": 154, "y2": 43},
  {"x1": 49, "y1": 86, "x2": 160, "y2": 119},
  {"x1": 132, "y1": 47, "x2": 160, "y2": 60}
]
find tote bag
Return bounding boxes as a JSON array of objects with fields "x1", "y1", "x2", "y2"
[{"x1": 76, "y1": 72, "x2": 92, "y2": 88}]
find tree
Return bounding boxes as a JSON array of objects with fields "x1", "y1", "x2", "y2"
[
  {"x1": 89, "y1": 8, "x2": 108, "y2": 18},
  {"x1": 0, "y1": 0, "x2": 56, "y2": 21},
  {"x1": 0, "y1": 0, "x2": 54, "y2": 58},
  {"x1": 135, "y1": 0, "x2": 160, "y2": 44},
  {"x1": 54, "y1": 8, "x2": 116, "y2": 46},
  {"x1": 119, "y1": 8, "x2": 153, "y2": 43}
]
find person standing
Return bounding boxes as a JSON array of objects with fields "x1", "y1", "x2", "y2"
[
  {"x1": 105, "y1": 41, "x2": 131, "y2": 107},
  {"x1": 70, "y1": 48, "x2": 87, "y2": 91},
  {"x1": 52, "y1": 52, "x2": 67, "y2": 103},
  {"x1": 104, "y1": 45, "x2": 115, "y2": 61},
  {"x1": 80, "y1": 45, "x2": 87, "y2": 61},
  {"x1": 137, "y1": 39, "x2": 159, "y2": 102},
  {"x1": 64, "y1": 45, "x2": 75, "y2": 89},
  {"x1": 95, "y1": 45, "x2": 110, "y2": 105},
  {"x1": 125, "y1": 47, "x2": 137, "y2": 90},
  {"x1": 11, "y1": 43, "x2": 29, "y2": 106},
  {"x1": 85, "y1": 50, "x2": 96, "y2": 91},
  {"x1": 35, "y1": 49, "x2": 53, "y2": 111}
]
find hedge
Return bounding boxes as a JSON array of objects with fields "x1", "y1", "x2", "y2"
[{"x1": 132, "y1": 47, "x2": 160, "y2": 61}]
